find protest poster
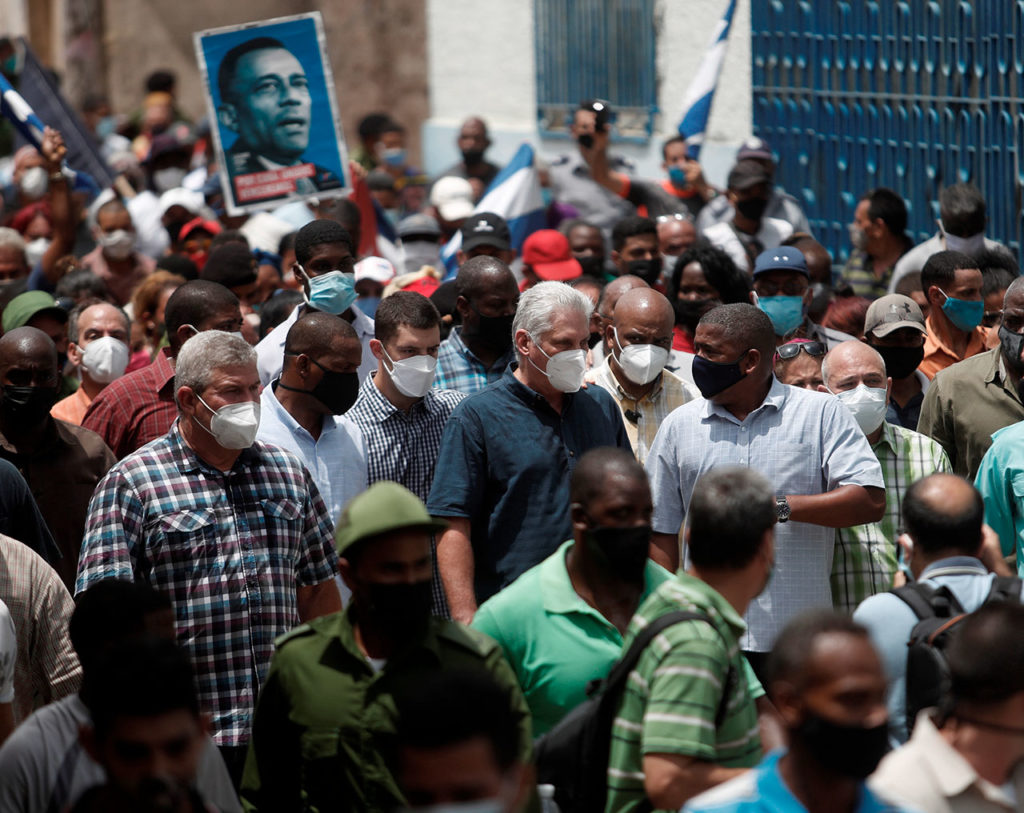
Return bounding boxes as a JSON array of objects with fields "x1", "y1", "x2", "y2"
[{"x1": 194, "y1": 12, "x2": 349, "y2": 214}]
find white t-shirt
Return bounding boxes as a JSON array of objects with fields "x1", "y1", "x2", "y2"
[{"x1": 702, "y1": 217, "x2": 794, "y2": 273}]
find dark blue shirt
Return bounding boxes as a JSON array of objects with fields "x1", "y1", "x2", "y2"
[{"x1": 427, "y1": 364, "x2": 630, "y2": 602}]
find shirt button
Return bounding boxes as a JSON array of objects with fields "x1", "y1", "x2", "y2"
[
  {"x1": 568, "y1": 451, "x2": 575, "y2": 457},
  {"x1": 741, "y1": 426, "x2": 748, "y2": 432}
]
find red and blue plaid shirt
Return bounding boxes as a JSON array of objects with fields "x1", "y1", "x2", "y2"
[{"x1": 76, "y1": 421, "x2": 339, "y2": 746}]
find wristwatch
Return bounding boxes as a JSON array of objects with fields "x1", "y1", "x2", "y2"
[{"x1": 775, "y1": 496, "x2": 791, "y2": 523}]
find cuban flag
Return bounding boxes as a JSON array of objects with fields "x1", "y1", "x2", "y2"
[
  {"x1": 440, "y1": 142, "x2": 545, "y2": 280},
  {"x1": 676, "y1": 0, "x2": 737, "y2": 158}
]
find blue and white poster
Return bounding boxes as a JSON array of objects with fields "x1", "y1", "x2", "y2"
[{"x1": 194, "y1": 13, "x2": 349, "y2": 214}]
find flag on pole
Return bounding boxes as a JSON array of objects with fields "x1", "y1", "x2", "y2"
[
  {"x1": 676, "y1": 0, "x2": 737, "y2": 158},
  {"x1": 440, "y1": 142, "x2": 545, "y2": 279}
]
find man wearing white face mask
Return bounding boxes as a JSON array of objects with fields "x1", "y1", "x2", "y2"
[
  {"x1": 52, "y1": 302, "x2": 131, "y2": 426},
  {"x1": 820, "y1": 341, "x2": 951, "y2": 611},
  {"x1": 80, "y1": 197, "x2": 155, "y2": 307},
  {"x1": 255, "y1": 219, "x2": 375, "y2": 386},
  {"x1": 346, "y1": 291, "x2": 465, "y2": 616},
  {"x1": 77, "y1": 330, "x2": 342, "y2": 784},
  {"x1": 586, "y1": 288, "x2": 700, "y2": 464},
  {"x1": 429, "y1": 281, "x2": 631, "y2": 624}
]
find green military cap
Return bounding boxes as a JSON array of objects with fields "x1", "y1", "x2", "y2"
[
  {"x1": 335, "y1": 480, "x2": 448, "y2": 556},
  {"x1": 2, "y1": 291, "x2": 68, "y2": 334}
]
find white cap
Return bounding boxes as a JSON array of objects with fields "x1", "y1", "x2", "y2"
[
  {"x1": 355, "y1": 256, "x2": 397, "y2": 285},
  {"x1": 429, "y1": 176, "x2": 475, "y2": 222},
  {"x1": 158, "y1": 187, "x2": 204, "y2": 216}
]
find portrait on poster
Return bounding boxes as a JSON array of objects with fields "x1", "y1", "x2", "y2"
[{"x1": 194, "y1": 13, "x2": 349, "y2": 214}]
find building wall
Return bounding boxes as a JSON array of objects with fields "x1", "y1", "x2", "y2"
[
  {"x1": 424, "y1": 0, "x2": 752, "y2": 186},
  {"x1": 98, "y1": 0, "x2": 429, "y2": 162}
]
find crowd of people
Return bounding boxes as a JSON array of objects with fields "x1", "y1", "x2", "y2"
[{"x1": 0, "y1": 64, "x2": 1021, "y2": 811}]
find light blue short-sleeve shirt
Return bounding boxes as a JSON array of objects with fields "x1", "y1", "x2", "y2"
[{"x1": 646, "y1": 378, "x2": 884, "y2": 651}]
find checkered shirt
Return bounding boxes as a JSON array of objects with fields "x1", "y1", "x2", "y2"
[
  {"x1": 75, "y1": 422, "x2": 339, "y2": 747},
  {"x1": 832, "y1": 421, "x2": 952, "y2": 612},
  {"x1": 433, "y1": 328, "x2": 513, "y2": 396},
  {"x1": 346, "y1": 374, "x2": 465, "y2": 615},
  {"x1": 81, "y1": 349, "x2": 177, "y2": 459},
  {"x1": 586, "y1": 358, "x2": 700, "y2": 465}
]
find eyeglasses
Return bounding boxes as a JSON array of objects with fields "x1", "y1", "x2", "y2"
[{"x1": 773, "y1": 341, "x2": 826, "y2": 363}]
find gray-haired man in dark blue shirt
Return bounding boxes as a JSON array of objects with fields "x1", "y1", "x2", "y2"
[{"x1": 428, "y1": 281, "x2": 631, "y2": 623}]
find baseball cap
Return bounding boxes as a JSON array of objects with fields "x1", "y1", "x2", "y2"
[
  {"x1": 737, "y1": 137, "x2": 774, "y2": 162},
  {"x1": 752, "y1": 247, "x2": 809, "y2": 278},
  {"x1": 158, "y1": 188, "x2": 204, "y2": 217},
  {"x1": 460, "y1": 212, "x2": 511, "y2": 252},
  {"x1": 522, "y1": 230, "x2": 582, "y2": 281},
  {"x1": 177, "y1": 217, "x2": 223, "y2": 243},
  {"x1": 863, "y1": 294, "x2": 927, "y2": 338},
  {"x1": 727, "y1": 159, "x2": 772, "y2": 192},
  {"x1": 397, "y1": 213, "x2": 442, "y2": 241},
  {"x1": 334, "y1": 481, "x2": 448, "y2": 557},
  {"x1": 430, "y1": 176, "x2": 475, "y2": 222},
  {"x1": 354, "y1": 257, "x2": 396, "y2": 285},
  {"x1": 2, "y1": 291, "x2": 68, "y2": 333}
]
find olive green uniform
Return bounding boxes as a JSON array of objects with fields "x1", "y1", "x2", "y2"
[{"x1": 240, "y1": 606, "x2": 532, "y2": 812}]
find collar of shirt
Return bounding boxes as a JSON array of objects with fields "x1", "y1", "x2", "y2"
[
  {"x1": 919, "y1": 555, "x2": 988, "y2": 580},
  {"x1": 924, "y1": 313, "x2": 989, "y2": 362},
  {"x1": 262, "y1": 380, "x2": 337, "y2": 443},
  {"x1": 330, "y1": 602, "x2": 449, "y2": 672},
  {"x1": 167, "y1": 418, "x2": 260, "y2": 476},
  {"x1": 500, "y1": 363, "x2": 573, "y2": 415},
  {"x1": 908, "y1": 712, "x2": 1019, "y2": 802},
  {"x1": 0, "y1": 413, "x2": 75, "y2": 457},
  {"x1": 591, "y1": 357, "x2": 664, "y2": 404},
  {"x1": 148, "y1": 348, "x2": 176, "y2": 400},
  {"x1": 988, "y1": 349, "x2": 1024, "y2": 405},
  {"x1": 754, "y1": 751, "x2": 892, "y2": 812},
  {"x1": 539, "y1": 539, "x2": 665, "y2": 617},
  {"x1": 673, "y1": 571, "x2": 749, "y2": 637},
  {"x1": 872, "y1": 419, "x2": 900, "y2": 456},
  {"x1": 699, "y1": 375, "x2": 786, "y2": 425}
]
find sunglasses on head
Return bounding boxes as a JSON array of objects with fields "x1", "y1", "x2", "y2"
[{"x1": 773, "y1": 341, "x2": 826, "y2": 363}]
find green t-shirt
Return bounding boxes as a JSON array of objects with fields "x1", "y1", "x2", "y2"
[
  {"x1": 604, "y1": 573, "x2": 764, "y2": 813},
  {"x1": 472, "y1": 539, "x2": 672, "y2": 735}
]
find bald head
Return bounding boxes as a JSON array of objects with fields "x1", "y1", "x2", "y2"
[
  {"x1": 570, "y1": 447, "x2": 647, "y2": 509},
  {"x1": 656, "y1": 218, "x2": 697, "y2": 257},
  {"x1": 821, "y1": 340, "x2": 887, "y2": 390},
  {"x1": 903, "y1": 474, "x2": 983, "y2": 558},
  {"x1": 455, "y1": 255, "x2": 516, "y2": 300},
  {"x1": 597, "y1": 275, "x2": 649, "y2": 320},
  {"x1": 0, "y1": 326, "x2": 58, "y2": 372},
  {"x1": 785, "y1": 235, "x2": 833, "y2": 285},
  {"x1": 284, "y1": 311, "x2": 357, "y2": 359},
  {"x1": 613, "y1": 288, "x2": 674, "y2": 332},
  {"x1": 1005, "y1": 276, "x2": 1024, "y2": 308}
]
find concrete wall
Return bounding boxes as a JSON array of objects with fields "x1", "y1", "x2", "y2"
[
  {"x1": 424, "y1": 0, "x2": 753, "y2": 187},
  {"x1": 98, "y1": 0, "x2": 429, "y2": 162}
]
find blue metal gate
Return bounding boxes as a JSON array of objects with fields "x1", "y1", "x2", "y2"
[{"x1": 752, "y1": 1, "x2": 1024, "y2": 263}]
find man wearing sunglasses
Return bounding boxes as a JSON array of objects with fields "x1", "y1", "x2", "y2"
[
  {"x1": 750, "y1": 247, "x2": 853, "y2": 349},
  {"x1": 772, "y1": 339, "x2": 826, "y2": 391}
]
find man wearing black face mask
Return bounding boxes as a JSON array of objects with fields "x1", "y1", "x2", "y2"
[
  {"x1": 863, "y1": 294, "x2": 931, "y2": 430},
  {"x1": 684, "y1": 611, "x2": 899, "y2": 813},
  {"x1": 435, "y1": 256, "x2": 518, "y2": 395},
  {"x1": 472, "y1": 448, "x2": 673, "y2": 736},
  {"x1": 0, "y1": 327, "x2": 115, "y2": 590},
  {"x1": 257, "y1": 312, "x2": 367, "y2": 527},
  {"x1": 611, "y1": 215, "x2": 662, "y2": 287},
  {"x1": 433, "y1": 117, "x2": 503, "y2": 203},
  {"x1": 702, "y1": 160, "x2": 794, "y2": 274},
  {"x1": 241, "y1": 481, "x2": 532, "y2": 811}
]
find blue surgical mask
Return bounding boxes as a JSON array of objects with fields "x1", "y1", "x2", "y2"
[
  {"x1": 667, "y1": 166, "x2": 688, "y2": 188},
  {"x1": 939, "y1": 288, "x2": 984, "y2": 333},
  {"x1": 381, "y1": 147, "x2": 406, "y2": 167},
  {"x1": 300, "y1": 267, "x2": 358, "y2": 315},
  {"x1": 757, "y1": 295, "x2": 805, "y2": 337}
]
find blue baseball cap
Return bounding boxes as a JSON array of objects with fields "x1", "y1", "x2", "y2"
[{"x1": 752, "y1": 247, "x2": 809, "y2": 278}]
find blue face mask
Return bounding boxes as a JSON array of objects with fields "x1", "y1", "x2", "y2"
[
  {"x1": 757, "y1": 295, "x2": 805, "y2": 337},
  {"x1": 667, "y1": 166, "x2": 688, "y2": 188},
  {"x1": 939, "y1": 288, "x2": 984, "y2": 333},
  {"x1": 691, "y1": 351, "x2": 749, "y2": 399},
  {"x1": 302, "y1": 268, "x2": 358, "y2": 315}
]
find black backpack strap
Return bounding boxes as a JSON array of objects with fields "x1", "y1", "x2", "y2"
[
  {"x1": 985, "y1": 575, "x2": 1023, "y2": 603},
  {"x1": 892, "y1": 581, "x2": 966, "y2": 620},
  {"x1": 606, "y1": 610, "x2": 710, "y2": 688}
]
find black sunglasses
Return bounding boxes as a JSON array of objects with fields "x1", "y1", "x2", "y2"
[{"x1": 773, "y1": 341, "x2": 826, "y2": 363}]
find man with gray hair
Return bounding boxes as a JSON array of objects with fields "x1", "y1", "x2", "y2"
[
  {"x1": 429, "y1": 280, "x2": 630, "y2": 623},
  {"x1": 819, "y1": 340, "x2": 951, "y2": 612},
  {"x1": 0, "y1": 227, "x2": 30, "y2": 284},
  {"x1": 77, "y1": 330, "x2": 342, "y2": 786}
]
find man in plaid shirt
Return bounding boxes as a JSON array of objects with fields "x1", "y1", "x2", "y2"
[
  {"x1": 822, "y1": 341, "x2": 951, "y2": 611},
  {"x1": 76, "y1": 331, "x2": 341, "y2": 786}
]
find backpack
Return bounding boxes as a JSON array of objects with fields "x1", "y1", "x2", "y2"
[
  {"x1": 893, "y1": 574, "x2": 1022, "y2": 733},
  {"x1": 534, "y1": 609, "x2": 735, "y2": 813}
]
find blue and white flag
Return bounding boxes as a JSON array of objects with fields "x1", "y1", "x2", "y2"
[
  {"x1": 440, "y1": 142, "x2": 545, "y2": 279},
  {"x1": 676, "y1": 0, "x2": 737, "y2": 158}
]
